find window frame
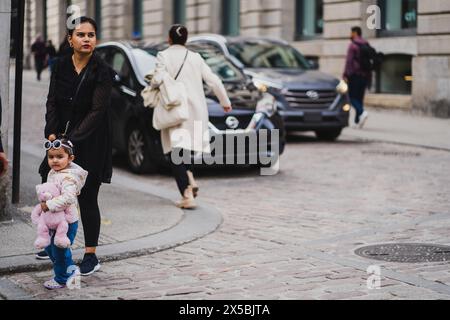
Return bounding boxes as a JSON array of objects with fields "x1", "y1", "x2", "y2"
[
  {"x1": 133, "y1": 0, "x2": 143, "y2": 39},
  {"x1": 222, "y1": 0, "x2": 240, "y2": 36},
  {"x1": 173, "y1": 0, "x2": 186, "y2": 24},
  {"x1": 95, "y1": 0, "x2": 102, "y2": 40},
  {"x1": 374, "y1": 53, "x2": 413, "y2": 94},
  {"x1": 295, "y1": 0, "x2": 324, "y2": 41},
  {"x1": 377, "y1": 0, "x2": 417, "y2": 38},
  {"x1": 43, "y1": 0, "x2": 47, "y2": 41},
  {"x1": 109, "y1": 47, "x2": 137, "y2": 90}
]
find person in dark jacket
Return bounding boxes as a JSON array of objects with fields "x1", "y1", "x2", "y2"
[
  {"x1": 343, "y1": 26, "x2": 371, "y2": 129},
  {"x1": 38, "y1": 17, "x2": 113, "y2": 276},
  {"x1": 31, "y1": 35, "x2": 47, "y2": 81},
  {"x1": 46, "y1": 40, "x2": 57, "y2": 74}
]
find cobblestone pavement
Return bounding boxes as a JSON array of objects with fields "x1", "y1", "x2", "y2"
[{"x1": 5, "y1": 135, "x2": 450, "y2": 300}]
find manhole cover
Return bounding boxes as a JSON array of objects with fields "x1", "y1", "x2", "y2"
[{"x1": 355, "y1": 243, "x2": 450, "y2": 263}]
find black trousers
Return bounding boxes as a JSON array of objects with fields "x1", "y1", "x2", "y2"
[
  {"x1": 35, "y1": 58, "x2": 45, "y2": 80},
  {"x1": 41, "y1": 174, "x2": 101, "y2": 248},
  {"x1": 169, "y1": 149, "x2": 193, "y2": 196},
  {"x1": 348, "y1": 74, "x2": 368, "y2": 121}
]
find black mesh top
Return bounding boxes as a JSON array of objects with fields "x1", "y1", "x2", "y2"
[{"x1": 40, "y1": 52, "x2": 114, "y2": 183}]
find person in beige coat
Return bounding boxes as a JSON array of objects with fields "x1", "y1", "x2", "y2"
[{"x1": 151, "y1": 25, "x2": 232, "y2": 209}]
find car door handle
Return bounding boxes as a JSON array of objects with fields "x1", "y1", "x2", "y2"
[{"x1": 120, "y1": 85, "x2": 137, "y2": 97}]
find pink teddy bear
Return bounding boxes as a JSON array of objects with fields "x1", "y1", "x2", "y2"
[{"x1": 31, "y1": 182, "x2": 75, "y2": 249}]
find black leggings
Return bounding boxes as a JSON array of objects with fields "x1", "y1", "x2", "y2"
[
  {"x1": 169, "y1": 150, "x2": 193, "y2": 196},
  {"x1": 78, "y1": 177, "x2": 102, "y2": 247}
]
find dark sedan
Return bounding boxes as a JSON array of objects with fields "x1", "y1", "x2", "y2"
[
  {"x1": 188, "y1": 35, "x2": 351, "y2": 141},
  {"x1": 96, "y1": 41, "x2": 285, "y2": 173}
]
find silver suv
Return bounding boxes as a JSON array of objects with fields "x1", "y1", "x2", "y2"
[{"x1": 188, "y1": 34, "x2": 351, "y2": 141}]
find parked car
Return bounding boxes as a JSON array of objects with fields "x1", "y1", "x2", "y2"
[
  {"x1": 187, "y1": 34, "x2": 351, "y2": 141},
  {"x1": 96, "y1": 41, "x2": 285, "y2": 173}
]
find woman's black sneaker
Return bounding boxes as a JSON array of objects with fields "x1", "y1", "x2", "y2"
[
  {"x1": 35, "y1": 250, "x2": 50, "y2": 260},
  {"x1": 79, "y1": 253, "x2": 101, "y2": 276}
]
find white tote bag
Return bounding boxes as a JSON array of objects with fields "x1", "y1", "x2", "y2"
[
  {"x1": 152, "y1": 82, "x2": 189, "y2": 130},
  {"x1": 152, "y1": 50, "x2": 190, "y2": 131}
]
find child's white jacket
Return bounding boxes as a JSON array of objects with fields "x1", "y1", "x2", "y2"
[{"x1": 46, "y1": 163, "x2": 88, "y2": 223}]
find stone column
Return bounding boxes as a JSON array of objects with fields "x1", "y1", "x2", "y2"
[
  {"x1": 0, "y1": 0, "x2": 11, "y2": 221},
  {"x1": 413, "y1": 0, "x2": 450, "y2": 118}
]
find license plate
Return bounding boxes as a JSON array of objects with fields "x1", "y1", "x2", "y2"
[{"x1": 304, "y1": 112, "x2": 322, "y2": 122}]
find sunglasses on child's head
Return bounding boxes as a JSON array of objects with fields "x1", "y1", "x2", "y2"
[{"x1": 44, "y1": 139, "x2": 74, "y2": 154}]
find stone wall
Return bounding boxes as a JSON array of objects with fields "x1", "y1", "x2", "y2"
[
  {"x1": 22, "y1": 0, "x2": 450, "y2": 117},
  {"x1": 413, "y1": 0, "x2": 450, "y2": 117}
]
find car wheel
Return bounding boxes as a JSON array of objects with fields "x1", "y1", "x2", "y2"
[
  {"x1": 127, "y1": 125, "x2": 158, "y2": 174},
  {"x1": 315, "y1": 128, "x2": 342, "y2": 141}
]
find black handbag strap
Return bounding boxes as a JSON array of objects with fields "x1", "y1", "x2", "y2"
[
  {"x1": 174, "y1": 50, "x2": 189, "y2": 80},
  {"x1": 65, "y1": 64, "x2": 91, "y2": 135}
]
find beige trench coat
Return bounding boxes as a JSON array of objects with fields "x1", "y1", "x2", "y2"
[{"x1": 151, "y1": 45, "x2": 231, "y2": 155}]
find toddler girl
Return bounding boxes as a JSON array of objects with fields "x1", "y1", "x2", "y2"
[{"x1": 40, "y1": 135, "x2": 88, "y2": 290}]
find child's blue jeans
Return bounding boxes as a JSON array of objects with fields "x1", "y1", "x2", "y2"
[{"x1": 44, "y1": 222, "x2": 78, "y2": 285}]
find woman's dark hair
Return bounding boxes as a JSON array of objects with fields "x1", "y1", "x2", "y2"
[
  {"x1": 351, "y1": 26, "x2": 362, "y2": 36},
  {"x1": 169, "y1": 24, "x2": 188, "y2": 45},
  {"x1": 67, "y1": 16, "x2": 98, "y2": 37}
]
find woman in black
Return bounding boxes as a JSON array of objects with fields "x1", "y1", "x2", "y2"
[{"x1": 39, "y1": 17, "x2": 113, "y2": 276}]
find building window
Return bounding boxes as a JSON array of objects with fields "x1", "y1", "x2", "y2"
[
  {"x1": 10, "y1": 0, "x2": 19, "y2": 57},
  {"x1": 65, "y1": 0, "x2": 72, "y2": 18},
  {"x1": 376, "y1": 54, "x2": 412, "y2": 94},
  {"x1": 173, "y1": 0, "x2": 186, "y2": 24},
  {"x1": 95, "y1": 0, "x2": 102, "y2": 39},
  {"x1": 43, "y1": 0, "x2": 48, "y2": 41},
  {"x1": 133, "y1": 0, "x2": 143, "y2": 39},
  {"x1": 378, "y1": 0, "x2": 417, "y2": 37},
  {"x1": 295, "y1": 0, "x2": 323, "y2": 40},
  {"x1": 222, "y1": 0, "x2": 240, "y2": 36}
]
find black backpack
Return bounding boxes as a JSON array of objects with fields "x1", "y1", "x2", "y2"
[{"x1": 353, "y1": 41, "x2": 384, "y2": 72}]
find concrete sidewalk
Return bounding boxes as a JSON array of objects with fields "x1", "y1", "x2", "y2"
[
  {"x1": 1, "y1": 68, "x2": 222, "y2": 275},
  {"x1": 0, "y1": 147, "x2": 223, "y2": 275},
  {"x1": 342, "y1": 107, "x2": 450, "y2": 151}
]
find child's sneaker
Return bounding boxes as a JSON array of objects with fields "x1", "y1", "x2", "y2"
[
  {"x1": 35, "y1": 250, "x2": 50, "y2": 260},
  {"x1": 44, "y1": 279, "x2": 65, "y2": 290}
]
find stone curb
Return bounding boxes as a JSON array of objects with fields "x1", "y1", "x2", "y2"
[
  {"x1": 0, "y1": 145, "x2": 223, "y2": 299},
  {"x1": 0, "y1": 202, "x2": 222, "y2": 276},
  {"x1": 0, "y1": 202, "x2": 222, "y2": 300}
]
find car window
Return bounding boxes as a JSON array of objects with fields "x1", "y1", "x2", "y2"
[
  {"x1": 201, "y1": 53, "x2": 243, "y2": 82},
  {"x1": 192, "y1": 40, "x2": 224, "y2": 54},
  {"x1": 187, "y1": 43, "x2": 245, "y2": 82},
  {"x1": 110, "y1": 49, "x2": 135, "y2": 88},
  {"x1": 144, "y1": 43, "x2": 245, "y2": 82},
  {"x1": 227, "y1": 41, "x2": 310, "y2": 69},
  {"x1": 95, "y1": 48, "x2": 109, "y2": 62}
]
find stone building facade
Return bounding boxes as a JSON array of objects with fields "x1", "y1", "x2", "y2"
[{"x1": 23, "y1": 0, "x2": 450, "y2": 117}]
